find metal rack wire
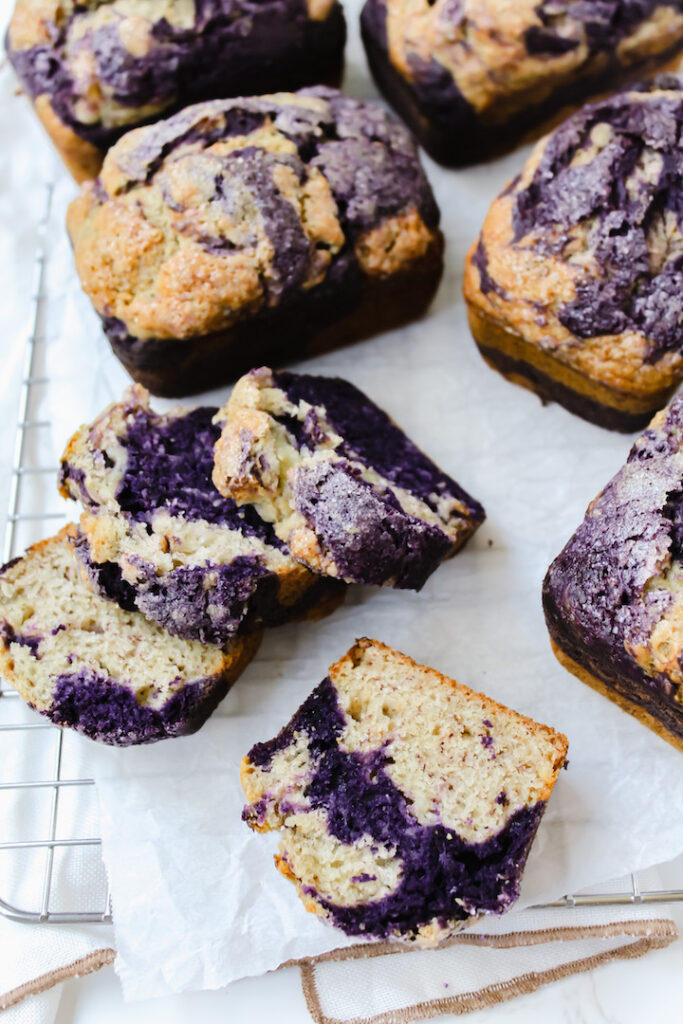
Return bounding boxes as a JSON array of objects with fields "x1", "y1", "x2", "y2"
[
  {"x1": 0, "y1": 180, "x2": 110, "y2": 924},
  {"x1": 0, "y1": 181, "x2": 681, "y2": 927}
]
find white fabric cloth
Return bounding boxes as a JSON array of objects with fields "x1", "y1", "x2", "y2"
[
  {"x1": 0, "y1": 697, "x2": 113, "y2": 1021},
  {"x1": 301, "y1": 904, "x2": 679, "y2": 1024}
]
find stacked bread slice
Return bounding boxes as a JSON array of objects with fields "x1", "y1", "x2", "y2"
[{"x1": 1, "y1": 371, "x2": 484, "y2": 745}]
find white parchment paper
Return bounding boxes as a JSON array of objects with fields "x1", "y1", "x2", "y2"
[{"x1": 1, "y1": 0, "x2": 682, "y2": 1001}]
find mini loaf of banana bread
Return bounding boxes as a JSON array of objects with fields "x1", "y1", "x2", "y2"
[
  {"x1": 6, "y1": 0, "x2": 346, "y2": 181},
  {"x1": 66, "y1": 88, "x2": 444, "y2": 396},
  {"x1": 242, "y1": 637, "x2": 568, "y2": 945},
  {"x1": 544, "y1": 396, "x2": 683, "y2": 751},
  {"x1": 60, "y1": 385, "x2": 344, "y2": 645},
  {"x1": 464, "y1": 78, "x2": 683, "y2": 432},
  {"x1": 0, "y1": 527, "x2": 260, "y2": 745},
  {"x1": 212, "y1": 368, "x2": 485, "y2": 588},
  {"x1": 361, "y1": 0, "x2": 683, "y2": 167}
]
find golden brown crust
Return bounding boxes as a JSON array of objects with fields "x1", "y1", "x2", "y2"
[
  {"x1": 332, "y1": 637, "x2": 569, "y2": 798},
  {"x1": 354, "y1": 209, "x2": 435, "y2": 276},
  {"x1": 464, "y1": 212, "x2": 683, "y2": 404},
  {"x1": 274, "y1": 854, "x2": 326, "y2": 916},
  {"x1": 34, "y1": 94, "x2": 103, "y2": 182},
  {"x1": 550, "y1": 639, "x2": 683, "y2": 753},
  {"x1": 384, "y1": 0, "x2": 683, "y2": 121},
  {"x1": 465, "y1": 294, "x2": 675, "y2": 422},
  {"x1": 220, "y1": 630, "x2": 263, "y2": 689},
  {"x1": 68, "y1": 124, "x2": 439, "y2": 342}
]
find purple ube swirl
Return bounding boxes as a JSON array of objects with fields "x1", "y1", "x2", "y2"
[
  {"x1": 110, "y1": 88, "x2": 440, "y2": 240},
  {"x1": 93, "y1": 86, "x2": 440, "y2": 355},
  {"x1": 245, "y1": 677, "x2": 545, "y2": 940},
  {"x1": 5, "y1": 0, "x2": 346, "y2": 151},
  {"x1": 64, "y1": 404, "x2": 342, "y2": 643},
  {"x1": 361, "y1": 0, "x2": 683, "y2": 167},
  {"x1": 270, "y1": 370, "x2": 484, "y2": 589},
  {"x1": 114, "y1": 405, "x2": 276, "y2": 536},
  {"x1": 46, "y1": 668, "x2": 224, "y2": 746},
  {"x1": 524, "y1": 0, "x2": 666, "y2": 57},
  {"x1": 543, "y1": 394, "x2": 683, "y2": 741},
  {"x1": 513, "y1": 77, "x2": 683, "y2": 360}
]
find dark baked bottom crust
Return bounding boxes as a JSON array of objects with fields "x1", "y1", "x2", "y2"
[
  {"x1": 466, "y1": 301, "x2": 672, "y2": 433},
  {"x1": 106, "y1": 233, "x2": 444, "y2": 397},
  {"x1": 549, "y1": 639, "x2": 683, "y2": 753},
  {"x1": 291, "y1": 580, "x2": 346, "y2": 623},
  {"x1": 361, "y1": 21, "x2": 683, "y2": 167},
  {"x1": 174, "y1": 630, "x2": 263, "y2": 737}
]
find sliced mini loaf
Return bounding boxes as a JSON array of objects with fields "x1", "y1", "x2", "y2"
[
  {"x1": 0, "y1": 527, "x2": 260, "y2": 745},
  {"x1": 60, "y1": 386, "x2": 344, "y2": 645},
  {"x1": 212, "y1": 368, "x2": 484, "y2": 588},
  {"x1": 241, "y1": 638, "x2": 567, "y2": 945}
]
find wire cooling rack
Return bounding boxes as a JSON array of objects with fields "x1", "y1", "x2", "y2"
[{"x1": 0, "y1": 181, "x2": 681, "y2": 926}]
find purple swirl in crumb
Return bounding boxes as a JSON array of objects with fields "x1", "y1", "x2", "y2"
[
  {"x1": 266, "y1": 370, "x2": 484, "y2": 588},
  {"x1": 69, "y1": 403, "x2": 343, "y2": 643},
  {"x1": 5, "y1": 0, "x2": 345, "y2": 151},
  {"x1": 116, "y1": 405, "x2": 278, "y2": 541},
  {"x1": 244, "y1": 676, "x2": 545, "y2": 939},
  {"x1": 513, "y1": 77, "x2": 683, "y2": 359},
  {"x1": 0, "y1": 621, "x2": 42, "y2": 657},
  {"x1": 46, "y1": 668, "x2": 222, "y2": 745}
]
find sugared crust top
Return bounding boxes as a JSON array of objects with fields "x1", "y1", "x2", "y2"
[
  {"x1": 7, "y1": 0, "x2": 341, "y2": 144},
  {"x1": 544, "y1": 394, "x2": 683, "y2": 704},
  {"x1": 464, "y1": 79, "x2": 683, "y2": 395},
  {"x1": 212, "y1": 367, "x2": 483, "y2": 587},
  {"x1": 371, "y1": 0, "x2": 683, "y2": 120},
  {"x1": 66, "y1": 88, "x2": 440, "y2": 342}
]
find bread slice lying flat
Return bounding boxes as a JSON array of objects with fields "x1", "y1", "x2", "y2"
[
  {"x1": 241, "y1": 637, "x2": 567, "y2": 946},
  {"x1": 0, "y1": 526, "x2": 260, "y2": 745}
]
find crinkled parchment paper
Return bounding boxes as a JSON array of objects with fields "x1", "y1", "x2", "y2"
[{"x1": 1, "y1": 0, "x2": 681, "y2": 1000}]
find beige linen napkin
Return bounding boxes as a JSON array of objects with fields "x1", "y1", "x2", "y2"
[
  {"x1": 0, "y1": 908, "x2": 676, "y2": 1020},
  {"x1": 290, "y1": 905, "x2": 678, "y2": 1024}
]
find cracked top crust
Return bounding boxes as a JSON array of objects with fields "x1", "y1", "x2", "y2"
[
  {"x1": 544, "y1": 394, "x2": 683, "y2": 710},
  {"x1": 363, "y1": 0, "x2": 683, "y2": 125},
  {"x1": 66, "y1": 87, "x2": 440, "y2": 343},
  {"x1": 464, "y1": 78, "x2": 683, "y2": 397},
  {"x1": 6, "y1": 0, "x2": 344, "y2": 153}
]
